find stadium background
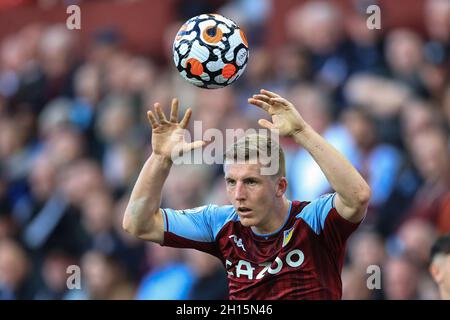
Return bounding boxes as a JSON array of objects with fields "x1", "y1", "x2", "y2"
[{"x1": 0, "y1": 0, "x2": 448, "y2": 299}]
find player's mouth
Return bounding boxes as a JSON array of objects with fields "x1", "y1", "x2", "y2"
[{"x1": 237, "y1": 207, "x2": 253, "y2": 216}]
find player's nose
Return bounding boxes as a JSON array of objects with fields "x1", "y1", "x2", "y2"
[{"x1": 234, "y1": 182, "x2": 247, "y2": 201}]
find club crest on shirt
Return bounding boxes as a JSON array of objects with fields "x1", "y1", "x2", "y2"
[{"x1": 282, "y1": 227, "x2": 295, "y2": 248}]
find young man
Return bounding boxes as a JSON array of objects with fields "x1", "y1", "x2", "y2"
[
  {"x1": 123, "y1": 89, "x2": 371, "y2": 299},
  {"x1": 429, "y1": 234, "x2": 450, "y2": 300}
]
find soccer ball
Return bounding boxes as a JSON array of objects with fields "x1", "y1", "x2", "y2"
[{"x1": 173, "y1": 13, "x2": 249, "y2": 89}]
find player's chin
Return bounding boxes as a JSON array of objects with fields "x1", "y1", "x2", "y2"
[{"x1": 238, "y1": 215, "x2": 257, "y2": 227}]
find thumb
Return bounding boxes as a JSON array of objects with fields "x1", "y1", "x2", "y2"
[
  {"x1": 258, "y1": 119, "x2": 275, "y2": 130},
  {"x1": 182, "y1": 140, "x2": 206, "y2": 153}
]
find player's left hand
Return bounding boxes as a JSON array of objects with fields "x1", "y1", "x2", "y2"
[{"x1": 248, "y1": 89, "x2": 307, "y2": 137}]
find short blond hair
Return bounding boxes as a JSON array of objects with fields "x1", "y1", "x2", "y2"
[{"x1": 224, "y1": 134, "x2": 286, "y2": 177}]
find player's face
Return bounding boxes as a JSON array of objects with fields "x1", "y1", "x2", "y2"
[
  {"x1": 441, "y1": 255, "x2": 450, "y2": 294},
  {"x1": 224, "y1": 162, "x2": 283, "y2": 228}
]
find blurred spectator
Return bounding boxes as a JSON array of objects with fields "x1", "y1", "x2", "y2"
[
  {"x1": 405, "y1": 127, "x2": 450, "y2": 234},
  {"x1": 12, "y1": 24, "x2": 79, "y2": 114},
  {"x1": 396, "y1": 219, "x2": 437, "y2": 267},
  {"x1": 385, "y1": 29, "x2": 428, "y2": 96},
  {"x1": 95, "y1": 94, "x2": 146, "y2": 170},
  {"x1": 341, "y1": 228, "x2": 387, "y2": 300},
  {"x1": 287, "y1": 84, "x2": 358, "y2": 200},
  {"x1": 38, "y1": 24, "x2": 77, "y2": 81},
  {"x1": 429, "y1": 234, "x2": 450, "y2": 300},
  {"x1": 194, "y1": 86, "x2": 237, "y2": 131},
  {"x1": 0, "y1": 115, "x2": 34, "y2": 182},
  {"x1": 34, "y1": 250, "x2": 78, "y2": 300},
  {"x1": 443, "y1": 86, "x2": 450, "y2": 126},
  {"x1": 0, "y1": 239, "x2": 34, "y2": 299},
  {"x1": 346, "y1": 0, "x2": 385, "y2": 75},
  {"x1": 375, "y1": 99, "x2": 444, "y2": 235},
  {"x1": 272, "y1": 44, "x2": 311, "y2": 88},
  {"x1": 286, "y1": 1, "x2": 346, "y2": 83},
  {"x1": 0, "y1": 174, "x2": 16, "y2": 240},
  {"x1": 383, "y1": 255, "x2": 420, "y2": 300},
  {"x1": 112, "y1": 195, "x2": 147, "y2": 281},
  {"x1": 344, "y1": 73, "x2": 412, "y2": 120},
  {"x1": 80, "y1": 188, "x2": 119, "y2": 249},
  {"x1": 80, "y1": 250, "x2": 135, "y2": 299},
  {"x1": 80, "y1": 187, "x2": 146, "y2": 279},
  {"x1": 400, "y1": 98, "x2": 444, "y2": 146},
  {"x1": 136, "y1": 243, "x2": 193, "y2": 300},
  {"x1": 286, "y1": 0, "x2": 352, "y2": 109},
  {"x1": 342, "y1": 266, "x2": 379, "y2": 300},
  {"x1": 103, "y1": 143, "x2": 143, "y2": 197},
  {"x1": 58, "y1": 158, "x2": 106, "y2": 207},
  {"x1": 219, "y1": 0, "x2": 271, "y2": 46},
  {"x1": 45, "y1": 125, "x2": 86, "y2": 167},
  {"x1": 422, "y1": 0, "x2": 450, "y2": 99},
  {"x1": 71, "y1": 63, "x2": 102, "y2": 133},
  {"x1": 424, "y1": 0, "x2": 450, "y2": 61},
  {"x1": 87, "y1": 28, "x2": 122, "y2": 67},
  {"x1": 347, "y1": 229, "x2": 386, "y2": 270},
  {"x1": 342, "y1": 107, "x2": 402, "y2": 215},
  {"x1": 236, "y1": 47, "x2": 276, "y2": 105},
  {"x1": 162, "y1": 164, "x2": 213, "y2": 210},
  {"x1": 185, "y1": 249, "x2": 229, "y2": 300},
  {"x1": 0, "y1": 36, "x2": 23, "y2": 98},
  {"x1": 13, "y1": 152, "x2": 88, "y2": 262}
]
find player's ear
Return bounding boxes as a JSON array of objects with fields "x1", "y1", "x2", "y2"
[
  {"x1": 429, "y1": 262, "x2": 442, "y2": 284},
  {"x1": 275, "y1": 176, "x2": 288, "y2": 197}
]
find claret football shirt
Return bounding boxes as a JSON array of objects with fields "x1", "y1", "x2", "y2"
[{"x1": 161, "y1": 193, "x2": 360, "y2": 300}]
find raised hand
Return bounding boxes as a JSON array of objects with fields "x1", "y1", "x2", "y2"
[
  {"x1": 147, "y1": 98, "x2": 205, "y2": 161},
  {"x1": 248, "y1": 89, "x2": 307, "y2": 137}
]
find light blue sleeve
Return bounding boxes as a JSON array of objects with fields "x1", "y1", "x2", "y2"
[
  {"x1": 369, "y1": 145, "x2": 401, "y2": 206},
  {"x1": 295, "y1": 193, "x2": 336, "y2": 235},
  {"x1": 162, "y1": 204, "x2": 238, "y2": 242}
]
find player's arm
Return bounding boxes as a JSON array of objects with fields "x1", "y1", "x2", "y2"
[
  {"x1": 122, "y1": 99, "x2": 205, "y2": 243},
  {"x1": 249, "y1": 90, "x2": 371, "y2": 223}
]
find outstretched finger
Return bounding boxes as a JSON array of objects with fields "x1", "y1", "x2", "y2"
[
  {"x1": 252, "y1": 94, "x2": 271, "y2": 103},
  {"x1": 154, "y1": 103, "x2": 168, "y2": 123},
  {"x1": 258, "y1": 119, "x2": 275, "y2": 130},
  {"x1": 179, "y1": 108, "x2": 192, "y2": 129},
  {"x1": 269, "y1": 97, "x2": 290, "y2": 107},
  {"x1": 182, "y1": 140, "x2": 206, "y2": 153},
  {"x1": 260, "y1": 89, "x2": 280, "y2": 98},
  {"x1": 170, "y1": 98, "x2": 179, "y2": 123},
  {"x1": 147, "y1": 111, "x2": 159, "y2": 129},
  {"x1": 248, "y1": 97, "x2": 270, "y2": 112}
]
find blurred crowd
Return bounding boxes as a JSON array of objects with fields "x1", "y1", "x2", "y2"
[{"x1": 0, "y1": 0, "x2": 449, "y2": 300}]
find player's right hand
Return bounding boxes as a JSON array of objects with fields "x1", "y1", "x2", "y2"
[{"x1": 147, "y1": 98, "x2": 205, "y2": 161}]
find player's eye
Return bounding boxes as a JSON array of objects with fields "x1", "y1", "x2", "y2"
[
  {"x1": 245, "y1": 179, "x2": 257, "y2": 186},
  {"x1": 226, "y1": 179, "x2": 236, "y2": 186}
]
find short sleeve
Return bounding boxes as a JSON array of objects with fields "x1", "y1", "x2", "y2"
[
  {"x1": 161, "y1": 204, "x2": 237, "y2": 256},
  {"x1": 296, "y1": 193, "x2": 337, "y2": 235},
  {"x1": 296, "y1": 193, "x2": 360, "y2": 249}
]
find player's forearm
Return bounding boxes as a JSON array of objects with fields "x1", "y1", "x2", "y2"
[
  {"x1": 123, "y1": 153, "x2": 172, "y2": 236},
  {"x1": 292, "y1": 125, "x2": 371, "y2": 207}
]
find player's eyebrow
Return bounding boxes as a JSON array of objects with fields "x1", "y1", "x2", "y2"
[{"x1": 225, "y1": 175, "x2": 260, "y2": 182}]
